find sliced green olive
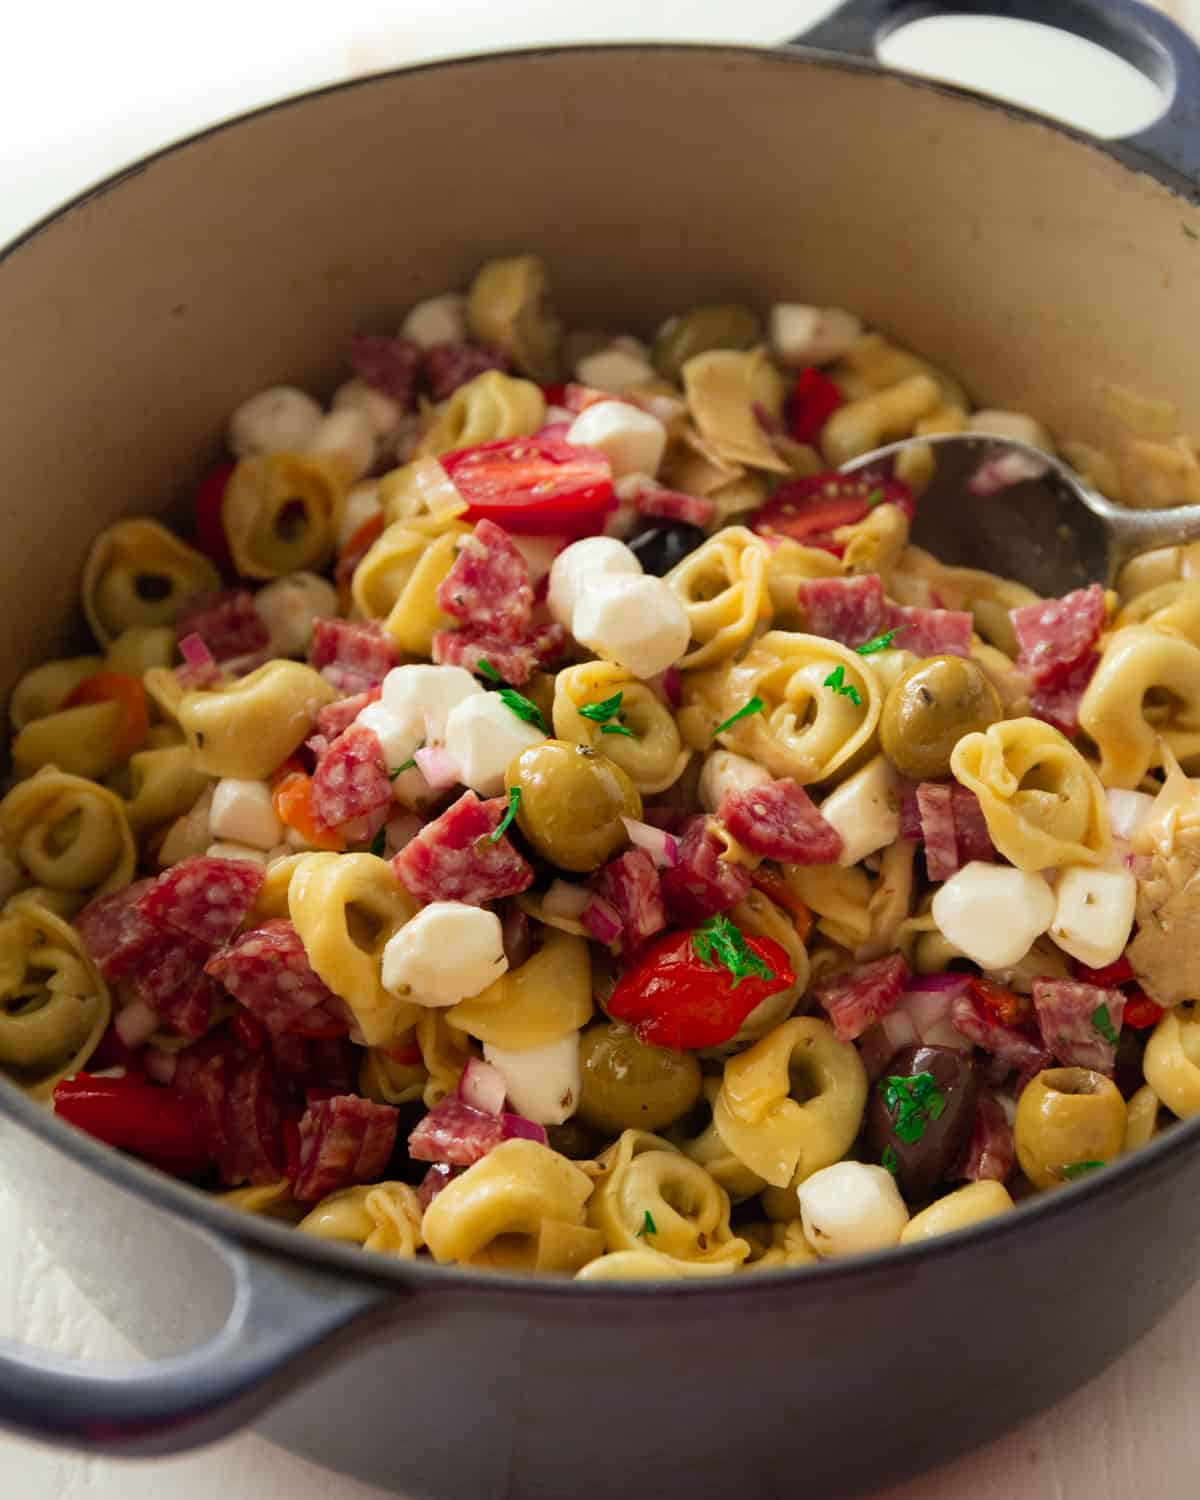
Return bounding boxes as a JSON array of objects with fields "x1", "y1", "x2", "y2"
[
  {"x1": 1015, "y1": 1067, "x2": 1127, "y2": 1190},
  {"x1": 879, "y1": 655, "x2": 1002, "y2": 780},
  {"x1": 653, "y1": 304, "x2": 761, "y2": 384},
  {"x1": 506, "y1": 739, "x2": 642, "y2": 872},
  {"x1": 577, "y1": 1022, "x2": 702, "y2": 1135}
]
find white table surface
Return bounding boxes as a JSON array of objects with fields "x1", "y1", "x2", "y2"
[{"x1": 4, "y1": 2, "x2": 1200, "y2": 1496}]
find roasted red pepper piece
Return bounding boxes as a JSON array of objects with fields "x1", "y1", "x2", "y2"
[
  {"x1": 785, "y1": 367, "x2": 845, "y2": 446},
  {"x1": 1122, "y1": 988, "x2": 1166, "y2": 1030},
  {"x1": 194, "y1": 462, "x2": 236, "y2": 574},
  {"x1": 52, "y1": 1073, "x2": 211, "y2": 1176},
  {"x1": 1070, "y1": 955, "x2": 1136, "y2": 987},
  {"x1": 967, "y1": 976, "x2": 1032, "y2": 1028},
  {"x1": 752, "y1": 472, "x2": 915, "y2": 555},
  {"x1": 441, "y1": 434, "x2": 614, "y2": 535}
]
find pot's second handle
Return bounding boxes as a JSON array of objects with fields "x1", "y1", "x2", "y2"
[
  {"x1": 0, "y1": 1234, "x2": 398, "y2": 1457},
  {"x1": 793, "y1": 0, "x2": 1200, "y2": 187}
]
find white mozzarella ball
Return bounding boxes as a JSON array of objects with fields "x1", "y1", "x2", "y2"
[
  {"x1": 401, "y1": 291, "x2": 468, "y2": 348},
  {"x1": 698, "y1": 751, "x2": 771, "y2": 814},
  {"x1": 307, "y1": 408, "x2": 375, "y2": 481},
  {"x1": 818, "y1": 756, "x2": 900, "y2": 867},
  {"x1": 509, "y1": 533, "x2": 567, "y2": 588},
  {"x1": 253, "y1": 571, "x2": 338, "y2": 657},
  {"x1": 572, "y1": 573, "x2": 691, "y2": 681},
  {"x1": 798, "y1": 1162, "x2": 909, "y2": 1259},
  {"x1": 967, "y1": 409, "x2": 1053, "y2": 452},
  {"x1": 932, "y1": 862, "x2": 1056, "y2": 969},
  {"x1": 208, "y1": 778, "x2": 282, "y2": 851},
  {"x1": 575, "y1": 346, "x2": 656, "y2": 393},
  {"x1": 381, "y1": 663, "x2": 485, "y2": 746},
  {"x1": 205, "y1": 841, "x2": 268, "y2": 865},
  {"x1": 1049, "y1": 866, "x2": 1137, "y2": 970},
  {"x1": 381, "y1": 902, "x2": 507, "y2": 1008},
  {"x1": 356, "y1": 701, "x2": 423, "y2": 772},
  {"x1": 445, "y1": 693, "x2": 545, "y2": 797},
  {"x1": 768, "y1": 304, "x2": 863, "y2": 368},
  {"x1": 332, "y1": 377, "x2": 403, "y2": 439},
  {"x1": 566, "y1": 401, "x2": 667, "y2": 479},
  {"x1": 547, "y1": 536, "x2": 642, "y2": 628},
  {"x1": 484, "y1": 1033, "x2": 582, "y2": 1126},
  {"x1": 336, "y1": 481, "x2": 384, "y2": 548},
  {"x1": 228, "y1": 386, "x2": 323, "y2": 458}
]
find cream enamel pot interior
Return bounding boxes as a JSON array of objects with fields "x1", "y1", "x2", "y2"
[{"x1": 4, "y1": 4, "x2": 1200, "y2": 1496}]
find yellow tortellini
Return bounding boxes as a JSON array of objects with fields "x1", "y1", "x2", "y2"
[
  {"x1": 105, "y1": 626, "x2": 178, "y2": 677},
  {"x1": 179, "y1": 661, "x2": 337, "y2": 780},
  {"x1": 785, "y1": 863, "x2": 874, "y2": 952},
  {"x1": 379, "y1": 456, "x2": 470, "y2": 530},
  {"x1": 360, "y1": 1035, "x2": 428, "y2": 1107},
  {"x1": 764, "y1": 540, "x2": 842, "y2": 624},
  {"x1": 415, "y1": 371, "x2": 545, "y2": 459},
  {"x1": 742, "y1": 1218, "x2": 820, "y2": 1270},
  {"x1": 465, "y1": 254, "x2": 561, "y2": 383},
  {"x1": 416, "y1": 1009, "x2": 478, "y2": 1107},
  {"x1": 82, "y1": 519, "x2": 221, "y2": 647},
  {"x1": 665, "y1": 527, "x2": 773, "y2": 670},
  {"x1": 673, "y1": 1079, "x2": 767, "y2": 1202},
  {"x1": 681, "y1": 347, "x2": 788, "y2": 475},
  {"x1": 1077, "y1": 624, "x2": 1200, "y2": 788},
  {"x1": 821, "y1": 374, "x2": 943, "y2": 468},
  {"x1": 298, "y1": 1182, "x2": 424, "y2": 1258},
  {"x1": 217, "y1": 1180, "x2": 304, "y2": 1221},
  {"x1": 8, "y1": 657, "x2": 103, "y2": 732},
  {"x1": 890, "y1": 545, "x2": 1038, "y2": 657},
  {"x1": 552, "y1": 661, "x2": 689, "y2": 796},
  {"x1": 0, "y1": 896, "x2": 111, "y2": 1096},
  {"x1": 288, "y1": 853, "x2": 419, "y2": 1048},
  {"x1": 1143, "y1": 1005, "x2": 1200, "y2": 1120},
  {"x1": 350, "y1": 520, "x2": 468, "y2": 654},
  {"x1": 573, "y1": 1248, "x2": 739, "y2": 1280},
  {"x1": 950, "y1": 718, "x2": 1110, "y2": 868},
  {"x1": 0, "y1": 769, "x2": 135, "y2": 897},
  {"x1": 713, "y1": 1017, "x2": 868, "y2": 1189},
  {"x1": 685, "y1": 631, "x2": 881, "y2": 785},
  {"x1": 446, "y1": 929, "x2": 592, "y2": 1050},
  {"x1": 11, "y1": 698, "x2": 128, "y2": 783},
  {"x1": 221, "y1": 453, "x2": 348, "y2": 579},
  {"x1": 124, "y1": 745, "x2": 211, "y2": 835}
]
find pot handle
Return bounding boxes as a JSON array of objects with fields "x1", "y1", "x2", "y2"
[
  {"x1": 0, "y1": 1231, "x2": 398, "y2": 1456},
  {"x1": 791, "y1": 0, "x2": 1200, "y2": 186}
]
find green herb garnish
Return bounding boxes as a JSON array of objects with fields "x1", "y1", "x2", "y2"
[
  {"x1": 579, "y1": 691, "x2": 624, "y2": 724},
  {"x1": 1091, "y1": 1002, "x2": 1119, "y2": 1047},
  {"x1": 823, "y1": 665, "x2": 863, "y2": 707},
  {"x1": 855, "y1": 629, "x2": 898, "y2": 657},
  {"x1": 713, "y1": 695, "x2": 765, "y2": 738},
  {"x1": 636, "y1": 1210, "x2": 657, "y2": 1238},
  {"x1": 370, "y1": 826, "x2": 387, "y2": 857},
  {"x1": 601, "y1": 722, "x2": 634, "y2": 738},
  {"x1": 488, "y1": 786, "x2": 521, "y2": 844},
  {"x1": 389, "y1": 749, "x2": 420, "y2": 779},
  {"x1": 477, "y1": 658, "x2": 502, "y2": 682},
  {"x1": 1060, "y1": 1160, "x2": 1106, "y2": 1180},
  {"x1": 879, "y1": 1072, "x2": 946, "y2": 1145},
  {"x1": 881, "y1": 1145, "x2": 899, "y2": 1177},
  {"x1": 497, "y1": 686, "x2": 548, "y2": 734},
  {"x1": 692, "y1": 914, "x2": 774, "y2": 988},
  {"x1": 866, "y1": 487, "x2": 885, "y2": 507}
]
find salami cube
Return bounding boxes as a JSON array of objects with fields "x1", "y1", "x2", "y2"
[
  {"x1": 432, "y1": 622, "x2": 568, "y2": 686},
  {"x1": 176, "y1": 590, "x2": 269, "y2": 662},
  {"x1": 589, "y1": 850, "x2": 666, "y2": 952},
  {"x1": 270, "y1": 1033, "x2": 357, "y2": 1100},
  {"x1": 436, "y1": 518, "x2": 535, "y2": 641},
  {"x1": 718, "y1": 778, "x2": 844, "y2": 865},
  {"x1": 391, "y1": 790, "x2": 533, "y2": 906},
  {"x1": 916, "y1": 783, "x2": 994, "y2": 880},
  {"x1": 173, "y1": 1035, "x2": 236, "y2": 1157},
  {"x1": 884, "y1": 604, "x2": 973, "y2": 658},
  {"x1": 896, "y1": 777, "x2": 923, "y2": 842},
  {"x1": 632, "y1": 488, "x2": 717, "y2": 529},
  {"x1": 951, "y1": 991, "x2": 1052, "y2": 1080},
  {"x1": 660, "y1": 815, "x2": 752, "y2": 926},
  {"x1": 315, "y1": 686, "x2": 381, "y2": 743},
  {"x1": 136, "y1": 941, "x2": 221, "y2": 1038},
  {"x1": 1028, "y1": 653, "x2": 1099, "y2": 737},
  {"x1": 76, "y1": 880, "x2": 161, "y2": 979},
  {"x1": 408, "y1": 1096, "x2": 505, "y2": 1167},
  {"x1": 218, "y1": 1052, "x2": 285, "y2": 1187},
  {"x1": 420, "y1": 342, "x2": 508, "y2": 402},
  {"x1": 309, "y1": 722, "x2": 392, "y2": 836},
  {"x1": 350, "y1": 333, "x2": 419, "y2": 407},
  {"x1": 796, "y1": 574, "x2": 887, "y2": 647},
  {"x1": 951, "y1": 784, "x2": 994, "y2": 864},
  {"x1": 1032, "y1": 979, "x2": 1126, "y2": 1075},
  {"x1": 292, "y1": 1094, "x2": 399, "y2": 1203},
  {"x1": 814, "y1": 953, "x2": 910, "y2": 1043},
  {"x1": 310, "y1": 617, "x2": 401, "y2": 696},
  {"x1": 1011, "y1": 584, "x2": 1107, "y2": 690},
  {"x1": 134, "y1": 857, "x2": 265, "y2": 949},
  {"x1": 953, "y1": 1096, "x2": 1015, "y2": 1183},
  {"x1": 417, "y1": 1161, "x2": 462, "y2": 1210},
  {"x1": 206, "y1": 919, "x2": 341, "y2": 1034}
]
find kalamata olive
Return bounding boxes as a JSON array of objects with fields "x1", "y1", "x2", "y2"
[
  {"x1": 879, "y1": 655, "x2": 1002, "y2": 781},
  {"x1": 1014, "y1": 1066, "x2": 1127, "y2": 1190},
  {"x1": 628, "y1": 522, "x2": 707, "y2": 577},
  {"x1": 865, "y1": 1044, "x2": 978, "y2": 1201}
]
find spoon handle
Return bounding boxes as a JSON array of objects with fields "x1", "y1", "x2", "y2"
[{"x1": 1100, "y1": 501, "x2": 1200, "y2": 582}]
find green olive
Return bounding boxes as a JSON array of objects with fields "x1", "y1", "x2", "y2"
[
  {"x1": 653, "y1": 304, "x2": 761, "y2": 384},
  {"x1": 506, "y1": 739, "x2": 642, "y2": 873},
  {"x1": 577, "y1": 1022, "x2": 703, "y2": 1135},
  {"x1": 1015, "y1": 1067, "x2": 1127, "y2": 1191},
  {"x1": 879, "y1": 655, "x2": 1002, "y2": 780}
]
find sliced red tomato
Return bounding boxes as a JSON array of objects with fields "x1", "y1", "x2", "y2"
[
  {"x1": 785, "y1": 367, "x2": 845, "y2": 446},
  {"x1": 441, "y1": 435, "x2": 614, "y2": 535},
  {"x1": 335, "y1": 511, "x2": 386, "y2": 596},
  {"x1": 1070, "y1": 955, "x2": 1135, "y2": 988},
  {"x1": 607, "y1": 925, "x2": 794, "y2": 1051},
  {"x1": 1122, "y1": 988, "x2": 1165, "y2": 1030},
  {"x1": 752, "y1": 472, "x2": 915, "y2": 555},
  {"x1": 63, "y1": 671, "x2": 149, "y2": 759},
  {"x1": 194, "y1": 462, "x2": 236, "y2": 574}
]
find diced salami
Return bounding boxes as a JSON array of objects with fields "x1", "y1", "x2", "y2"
[
  {"x1": 270, "y1": 1033, "x2": 356, "y2": 1115},
  {"x1": 432, "y1": 622, "x2": 568, "y2": 686},
  {"x1": 951, "y1": 992, "x2": 1051, "y2": 1079},
  {"x1": 436, "y1": 519, "x2": 534, "y2": 640},
  {"x1": 1011, "y1": 584, "x2": 1107, "y2": 690},
  {"x1": 76, "y1": 880, "x2": 161, "y2": 979},
  {"x1": 408, "y1": 1096, "x2": 505, "y2": 1167},
  {"x1": 419, "y1": 342, "x2": 508, "y2": 402},
  {"x1": 173, "y1": 1036, "x2": 234, "y2": 1157},
  {"x1": 176, "y1": 590, "x2": 269, "y2": 662},
  {"x1": 951, "y1": 784, "x2": 994, "y2": 864},
  {"x1": 136, "y1": 940, "x2": 221, "y2": 1038},
  {"x1": 953, "y1": 1096, "x2": 1015, "y2": 1183},
  {"x1": 884, "y1": 603, "x2": 973, "y2": 658},
  {"x1": 391, "y1": 789, "x2": 533, "y2": 906},
  {"x1": 310, "y1": 617, "x2": 401, "y2": 696},
  {"x1": 718, "y1": 778, "x2": 844, "y2": 865},
  {"x1": 632, "y1": 488, "x2": 717, "y2": 528},
  {"x1": 417, "y1": 1161, "x2": 462, "y2": 1210},
  {"x1": 1032, "y1": 979, "x2": 1125, "y2": 1075},
  {"x1": 814, "y1": 953, "x2": 910, "y2": 1043},
  {"x1": 1028, "y1": 652, "x2": 1099, "y2": 737},
  {"x1": 292, "y1": 1094, "x2": 399, "y2": 1203},
  {"x1": 309, "y1": 723, "x2": 392, "y2": 836},
  {"x1": 797, "y1": 574, "x2": 887, "y2": 647},
  {"x1": 134, "y1": 857, "x2": 265, "y2": 949},
  {"x1": 660, "y1": 815, "x2": 753, "y2": 926},
  {"x1": 589, "y1": 850, "x2": 666, "y2": 952},
  {"x1": 350, "y1": 333, "x2": 419, "y2": 407},
  {"x1": 206, "y1": 919, "x2": 341, "y2": 1034},
  {"x1": 218, "y1": 1052, "x2": 285, "y2": 1187},
  {"x1": 916, "y1": 783, "x2": 994, "y2": 880},
  {"x1": 896, "y1": 778, "x2": 923, "y2": 842},
  {"x1": 315, "y1": 686, "x2": 381, "y2": 743}
]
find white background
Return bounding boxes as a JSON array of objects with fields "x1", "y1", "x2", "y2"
[{"x1": 3, "y1": 2, "x2": 1200, "y2": 1497}]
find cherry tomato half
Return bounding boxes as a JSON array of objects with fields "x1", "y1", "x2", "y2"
[
  {"x1": 441, "y1": 435, "x2": 614, "y2": 536},
  {"x1": 1122, "y1": 988, "x2": 1165, "y2": 1030},
  {"x1": 752, "y1": 472, "x2": 915, "y2": 555},
  {"x1": 62, "y1": 672, "x2": 150, "y2": 759}
]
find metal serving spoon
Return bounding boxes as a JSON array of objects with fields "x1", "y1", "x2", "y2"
[{"x1": 840, "y1": 431, "x2": 1200, "y2": 596}]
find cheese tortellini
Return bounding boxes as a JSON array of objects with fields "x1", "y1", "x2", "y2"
[
  {"x1": 221, "y1": 453, "x2": 348, "y2": 578},
  {"x1": 179, "y1": 661, "x2": 337, "y2": 780},
  {"x1": 0, "y1": 768, "x2": 135, "y2": 897},
  {"x1": 1077, "y1": 624, "x2": 1200, "y2": 788},
  {"x1": 552, "y1": 661, "x2": 689, "y2": 796},
  {"x1": 298, "y1": 1182, "x2": 425, "y2": 1257},
  {"x1": 82, "y1": 519, "x2": 220, "y2": 647},
  {"x1": 666, "y1": 526, "x2": 772, "y2": 669},
  {"x1": 351, "y1": 519, "x2": 468, "y2": 654},
  {"x1": 415, "y1": 370, "x2": 546, "y2": 459},
  {"x1": 446, "y1": 928, "x2": 592, "y2": 1051}
]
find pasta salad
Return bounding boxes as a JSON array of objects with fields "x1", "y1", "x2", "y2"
[{"x1": 4, "y1": 253, "x2": 1200, "y2": 1278}]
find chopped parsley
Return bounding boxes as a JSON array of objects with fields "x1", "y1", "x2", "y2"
[
  {"x1": 1091, "y1": 1002, "x2": 1119, "y2": 1047},
  {"x1": 713, "y1": 695, "x2": 765, "y2": 738},
  {"x1": 477, "y1": 658, "x2": 502, "y2": 682},
  {"x1": 1060, "y1": 1160, "x2": 1106, "y2": 1180},
  {"x1": 497, "y1": 686, "x2": 548, "y2": 734},
  {"x1": 879, "y1": 1072, "x2": 946, "y2": 1145},
  {"x1": 488, "y1": 786, "x2": 521, "y2": 844},
  {"x1": 881, "y1": 1145, "x2": 899, "y2": 1177},
  {"x1": 389, "y1": 749, "x2": 420, "y2": 779},
  {"x1": 636, "y1": 1210, "x2": 657, "y2": 1238},
  {"x1": 855, "y1": 629, "x2": 898, "y2": 656},
  {"x1": 601, "y1": 722, "x2": 634, "y2": 738},
  {"x1": 370, "y1": 826, "x2": 387, "y2": 857},
  {"x1": 823, "y1": 665, "x2": 863, "y2": 707},
  {"x1": 866, "y1": 487, "x2": 885, "y2": 507},
  {"x1": 692, "y1": 914, "x2": 774, "y2": 988},
  {"x1": 579, "y1": 691, "x2": 624, "y2": 724}
]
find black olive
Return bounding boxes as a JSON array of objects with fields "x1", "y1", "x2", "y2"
[
  {"x1": 627, "y1": 522, "x2": 706, "y2": 576},
  {"x1": 866, "y1": 1044, "x2": 978, "y2": 1203}
]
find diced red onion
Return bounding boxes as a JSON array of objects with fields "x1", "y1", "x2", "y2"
[
  {"x1": 458, "y1": 1057, "x2": 507, "y2": 1116},
  {"x1": 176, "y1": 633, "x2": 220, "y2": 688},
  {"x1": 581, "y1": 896, "x2": 623, "y2": 945},
  {"x1": 413, "y1": 744, "x2": 461, "y2": 791},
  {"x1": 114, "y1": 1001, "x2": 159, "y2": 1050},
  {"x1": 905, "y1": 972, "x2": 974, "y2": 995},
  {"x1": 966, "y1": 450, "x2": 1049, "y2": 496},
  {"x1": 143, "y1": 1047, "x2": 179, "y2": 1085},
  {"x1": 1106, "y1": 788, "x2": 1154, "y2": 842},
  {"x1": 899, "y1": 988, "x2": 956, "y2": 1037},
  {"x1": 879, "y1": 1010, "x2": 918, "y2": 1054},
  {"x1": 542, "y1": 880, "x2": 592, "y2": 920},
  {"x1": 500, "y1": 1112, "x2": 548, "y2": 1146},
  {"x1": 621, "y1": 816, "x2": 680, "y2": 869}
]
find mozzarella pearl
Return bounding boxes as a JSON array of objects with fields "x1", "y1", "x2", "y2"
[
  {"x1": 228, "y1": 386, "x2": 323, "y2": 458},
  {"x1": 380, "y1": 664, "x2": 484, "y2": 745},
  {"x1": 565, "y1": 400, "x2": 667, "y2": 479},
  {"x1": 484, "y1": 1033, "x2": 582, "y2": 1126},
  {"x1": 208, "y1": 778, "x2": 282, "y2": 850},
  {"x1": 818, "y1": 756, "x2": 900, "y2": 867},
  {"x1": 253, "y1": 571, "x2": 338, "y2": 657},
  {"x1": 769, "y1": 305, "x2": 863, "y2": 367},
  {"x1": 547, "y1": 536, "x2": 642, "y2": 629},
  {"x1": 698, "y1": 751, "x2": 771, "y2": 814},
  {"x1": 332, "y1": 378, "x2": 403, "y2": 440},
  {"x1": 356, "y1": 701, "x2": 423, "y2": 772},
  {"x1": 307, "y1": 409, "x2": 374, "y2": 481},
  {"x1": 575, "y1": 346, "x2": 656, "y2": 393},
  {"x1": 401, "y1": 292, "x2": 468, "y2": 348},
  {"x1": 381, "y1": 902, "x2": 507, "y2": 1008},
  {"x1": 932, "y1": 862, "x2": 1056, "y2": 969},
  {"x1": 572, "y1": 573, "x2": 691, "y2": 681},
  {"x1": 1049, "y1": 866, "x2": 1137, "y2": 970},
  {"x1": 445, "y1": 692, "x2": 545, "y2": 797},
  {"x1": 798, "y1": 1162, "x2": 910, "y2": 1259}
]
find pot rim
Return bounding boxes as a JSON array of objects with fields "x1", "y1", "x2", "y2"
[{"x1": 2, "y1": 39, "x2": 1198, "y2": 1298}]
